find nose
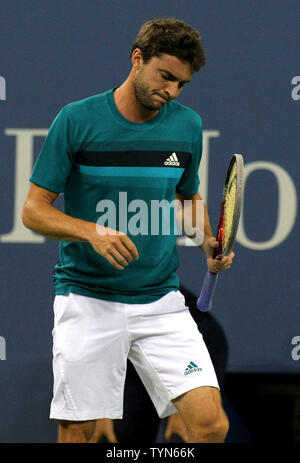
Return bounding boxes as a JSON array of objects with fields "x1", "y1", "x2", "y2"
[{"x1": 164, "y1": 82, "x2": 180, "y2": 100}]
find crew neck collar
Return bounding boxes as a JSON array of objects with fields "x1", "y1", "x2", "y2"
[{"x1": 106, "y1": 87, "x2": 166, "y2": 130}]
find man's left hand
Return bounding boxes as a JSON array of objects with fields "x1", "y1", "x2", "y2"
[{"x1": 202, "y1": 236, "x2": 235, "y2": 273}]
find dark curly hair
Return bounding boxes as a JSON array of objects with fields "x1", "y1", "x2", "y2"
[{"x1": 130, "y1": 18, "x2": 206, "y2": 73}]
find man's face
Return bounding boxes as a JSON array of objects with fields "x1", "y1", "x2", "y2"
[{"x1": 133, "y1": 53, "x2": 193, "y2": 111}]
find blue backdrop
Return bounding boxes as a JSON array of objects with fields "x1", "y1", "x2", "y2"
[{"x1": 0, "y1": 0, "x2": 299, "y2": 442}]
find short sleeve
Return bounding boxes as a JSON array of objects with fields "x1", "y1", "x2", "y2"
[
  {"x1": 30, "y1": 107, "x2": 74, "y2": 193},
  {"x1": 176, "y1": 129, "x2": 202, "y2": 197}
]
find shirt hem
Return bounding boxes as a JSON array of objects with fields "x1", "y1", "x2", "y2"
[{"x1": 54, "y1": 285, "x2": 179, "y2": 304}]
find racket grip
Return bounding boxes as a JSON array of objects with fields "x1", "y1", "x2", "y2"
[{"x1": 197, "y1": 272, "x2": 219, "y2": 312}]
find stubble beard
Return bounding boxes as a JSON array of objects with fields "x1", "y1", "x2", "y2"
[{"x1": 133, "y1": 72, "x2": 162, "y2": 112}]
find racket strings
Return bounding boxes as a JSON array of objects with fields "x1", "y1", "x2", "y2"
[{"x1": 223, "y1": 163, "x2": 237, "y2": 248}]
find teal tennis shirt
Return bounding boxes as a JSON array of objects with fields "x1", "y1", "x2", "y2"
[{"x1": 30, "y1": 89, "x2": 203, "y2": 303}]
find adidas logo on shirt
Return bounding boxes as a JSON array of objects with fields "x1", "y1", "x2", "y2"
[
  {"x1": 164, "y1": 152, "x2": 180, "y2": 166},
  {"x1": 184, "y1": 361, "x2": 202, "y2": 375}
]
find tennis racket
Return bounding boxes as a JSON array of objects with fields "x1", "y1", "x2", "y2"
[{"x1": 197, "y1": 154, "x2": 244, "y2": 312}]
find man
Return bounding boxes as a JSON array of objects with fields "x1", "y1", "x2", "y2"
[{"x1": 22, "y1": 18, "x2": 234, "y2": 443}]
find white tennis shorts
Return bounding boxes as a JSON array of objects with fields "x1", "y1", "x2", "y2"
[{"x1": 50, "y1": 290, "x2": 219, "y2": 421}]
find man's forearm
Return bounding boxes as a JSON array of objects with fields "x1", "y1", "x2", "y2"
[
  {"x1": 22, "y1": 183, "x2": 139, "y2": 270},
  {"x1": 202, "y1": 200, "x2": 214, "y2": 240},
  {"x1": 22, "y1": 198, "x2": 95, "y2": 242},
  {"x1": 176, "y1": 192, "x2": 214, "y2": 252}
]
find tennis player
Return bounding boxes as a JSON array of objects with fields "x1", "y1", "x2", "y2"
[{"x1": 22, "y1": 18, "x2": 234, "y2": 443}]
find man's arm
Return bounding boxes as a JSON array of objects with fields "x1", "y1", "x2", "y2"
[
  {"x1": 175, "y1": 191, "x2": 234, "y2": 272},
  {"x1": 22, "y1": 183, "x2": 139, "y2": 270}
]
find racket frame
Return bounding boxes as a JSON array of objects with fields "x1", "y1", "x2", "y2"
[
  {"x1": 217, "y1": 154, "x2": 244, "y2": 257},
  {"x1": 197, "y1": 153, "x2": 244, "y2": 312}
]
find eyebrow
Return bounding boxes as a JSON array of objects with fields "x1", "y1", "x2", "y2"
[{"x1": 158, "y1": 68, "x2": 191, "y2": 85}]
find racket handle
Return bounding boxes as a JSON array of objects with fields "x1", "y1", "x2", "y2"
[{"x1": 197, "y1": 272, "x2": 219, "y2": 312}]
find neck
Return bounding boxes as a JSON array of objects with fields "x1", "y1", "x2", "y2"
[{"x1": 113, "y1": 75, "x2": 159, "y2": 123}]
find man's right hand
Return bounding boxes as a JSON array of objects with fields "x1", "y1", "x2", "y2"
[{"x1": 90, "y1": 225, "x2": 139, "y2": 270}]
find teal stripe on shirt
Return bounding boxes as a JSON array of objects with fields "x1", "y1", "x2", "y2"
[{"x1": 77, "y1": 165, "x2": 184, "y2": 178}]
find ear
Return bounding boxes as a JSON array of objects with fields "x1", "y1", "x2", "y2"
[{"x1": 131, "y1": 48, "x2": 143, "y2": 70}]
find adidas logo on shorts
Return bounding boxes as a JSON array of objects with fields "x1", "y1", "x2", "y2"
[
  {"x1": 184, "y1": 361, "x2": 202, "y2": 375},
  {"x1": 164, "y1": 152, "x2": 180, "y2": 166}
]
